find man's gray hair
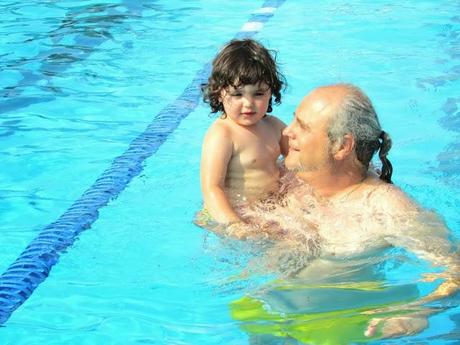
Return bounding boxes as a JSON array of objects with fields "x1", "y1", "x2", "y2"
[{"x1": 327, "y1": 84, "x2": 393, "y2": 183}]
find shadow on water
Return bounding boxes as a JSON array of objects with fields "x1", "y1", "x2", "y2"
[
  {"x1": 411, "y1": 11, "x2": 460, "y2": 189},
  {"x1": 422, "y1": 9, "x2": 460, "y2": 340},
  {"x1": 434, "y1": 19, "x2": 460, "y2": 188},
  {"x1": 0, "y1": 0, "x2": 160, "y2": 116}
]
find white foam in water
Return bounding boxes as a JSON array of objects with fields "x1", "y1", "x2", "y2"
[
  {"x1": 253, "y1": 7, "x2": 276, "y2": 14},
  {"x1": 240, "y1": 22, "x2": 264, "y2": 32}
]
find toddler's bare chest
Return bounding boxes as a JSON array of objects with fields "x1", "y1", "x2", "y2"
[{"x1": 234, "y1": 135, "x2": 280, "y2": 168}]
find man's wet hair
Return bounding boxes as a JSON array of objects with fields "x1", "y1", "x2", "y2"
[
  {"x1": 327, "y1": 84, "x2": 393, "y2": 183},
  {"x1": 202, "y1": 39, "x2": 286, "y2": 114}
]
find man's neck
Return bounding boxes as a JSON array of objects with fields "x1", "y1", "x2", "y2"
[{"x1": 296, "y1": 164, "x2": 367, "y2": 198}]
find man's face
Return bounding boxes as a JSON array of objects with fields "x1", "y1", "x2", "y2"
[{"x1": 283, "y1": 93, "x2": 335, "y2": 173}]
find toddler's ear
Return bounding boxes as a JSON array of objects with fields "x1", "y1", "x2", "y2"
[{"x1": 218, "y1": 88, "x2": 226, "y2": 103}]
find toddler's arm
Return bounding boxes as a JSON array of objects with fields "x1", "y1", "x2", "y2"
[
  {"x1": 267, "y1": 115, "x2": 289, "y2": 157},
  {"x1": 200, "y1": 124, "x2": 241, "y2": 224}
]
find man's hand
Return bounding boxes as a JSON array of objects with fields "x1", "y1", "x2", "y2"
[{"x1": 365, "y1": 314, "x2": 428, "y2": 338}]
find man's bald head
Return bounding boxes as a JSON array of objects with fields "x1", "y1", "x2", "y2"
[{"x1": 302, "y1": 84, "x2": 393, "y2": 182}]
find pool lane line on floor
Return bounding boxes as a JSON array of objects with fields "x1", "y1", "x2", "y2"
[{"x1": 0, "y1": 0, "x2": 287, "y2": 325}]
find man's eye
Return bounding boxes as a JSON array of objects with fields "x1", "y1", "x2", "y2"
[
  {"x1": 255, "y1": 92, "x2": 265, "y2": 96},
  {"x1": 296, "y1": 120, "x2": 306, "y2": 130},
  {"x1": 231, "y1": 93, "x2": 242, "y2": 97}
]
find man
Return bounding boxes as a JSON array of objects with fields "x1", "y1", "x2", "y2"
[
  {"x1": 231, "y1": 84, "x2": 460, "y2": 342},
  {"x1": 281, "y1": 83, "x2": 460, "y2": 337}
]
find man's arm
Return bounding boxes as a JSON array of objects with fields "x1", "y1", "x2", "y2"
[
  {"x1": 399, "y1": 210, "x2": 460, "y2": 303},
  {"x1": 366, "y1": 213, "x2": 459, "y2": 338},
  {"x1": 366, "y1": 186, "x2": 459, "y2": 338},
  {"x1": 382, "y1": 186, "x2": 460, "y2": 302}
]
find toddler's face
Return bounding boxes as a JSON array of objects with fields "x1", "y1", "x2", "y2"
[{"x1": 220, "y1": 83, "x2": 271, "y2": 127}]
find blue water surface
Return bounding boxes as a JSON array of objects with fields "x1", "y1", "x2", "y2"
[{"x1": 1, "y1": 0, "x2": 460, "y2": 344}]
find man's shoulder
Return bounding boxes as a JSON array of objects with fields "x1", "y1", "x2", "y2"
[{"x1": 367, "y1": 180, "x2": 418, "y2": 213}]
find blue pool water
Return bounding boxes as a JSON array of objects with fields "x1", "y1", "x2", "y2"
[{"x1": 1, "y1": 0, "x2": 460, "y2": 344}]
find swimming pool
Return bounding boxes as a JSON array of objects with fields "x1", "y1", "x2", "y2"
[{"x1": 1, "y1": 0, "x2": 459, "y2": 343}]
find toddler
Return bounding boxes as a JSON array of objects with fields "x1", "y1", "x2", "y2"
[{"x1": 199, "y1": 39, "x2": 288, "y2": 228}]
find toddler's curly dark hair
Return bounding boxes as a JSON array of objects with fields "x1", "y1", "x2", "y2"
[{"x1": 202, "y1": 39, "x2": 286, "y2": 114}]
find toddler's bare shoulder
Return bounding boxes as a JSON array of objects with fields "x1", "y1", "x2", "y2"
[
  {"x1": 264, "y1": 115, "x2": 287, "y2": 134},
  {"x1": 206, "y1": 118, "x2": 232, "y2": 136}
]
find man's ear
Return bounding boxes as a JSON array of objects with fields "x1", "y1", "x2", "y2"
[{"x1": 333, "y1": 134, "x2": 355, "y2": 160}]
